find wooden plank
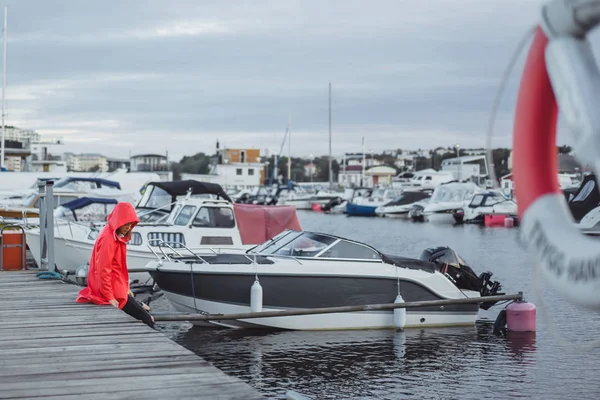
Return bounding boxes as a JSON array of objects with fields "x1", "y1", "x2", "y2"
[
  {"x1": 0, "y1": 380, "x2": 265, "y2": 400},
  {"x1": 0, "y1": 333, "x2": 168, "y2": 349},
  {"x1": 0, "y1": 349, "x2": 194, "y2": 364},
  {"x1": 0, "y1": 271, "x2": 264, "y2": 399},
  {"x1": 38, "y1": 383, "x2": 266, "y2": 400},
  {"x1": 0, "y1": 342, "x2": 191, "y2": 358},
  {"x1": 0, "y1": 324, "x2": 158, "y2": 339},
  {"x1": 0, "y1": 356, "x2": 208, "y2": 378}
]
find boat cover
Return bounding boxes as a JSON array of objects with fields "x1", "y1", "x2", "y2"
[{"x1": 234, "y1": 204, "x2": 302, "y2": 245}]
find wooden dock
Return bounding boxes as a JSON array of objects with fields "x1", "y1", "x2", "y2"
[{"x1": 0, "y1": 271, "x2": 264, "y2": 399}]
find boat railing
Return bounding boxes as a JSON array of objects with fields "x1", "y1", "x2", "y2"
[
  {"x1": 145, "y1": 238, "x2": 304, "y2": 266},
  {"x1": 147, "y1": 238, "x2": 211, "y2": 265}
]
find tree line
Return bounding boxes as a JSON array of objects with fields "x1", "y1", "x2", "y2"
[{"x1": 170, "y1": 145, "x2": 574, "y2": 183}]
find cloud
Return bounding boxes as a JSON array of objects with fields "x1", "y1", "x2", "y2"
[{"x1": 0, "y1": 0, "x2": 570, "y2": 163}]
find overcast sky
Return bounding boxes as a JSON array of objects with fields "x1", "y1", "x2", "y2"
[{"x1": 0, "y1": 0, "x2": 578, "y2": 161}]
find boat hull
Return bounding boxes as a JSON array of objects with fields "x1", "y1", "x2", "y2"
[
  {"x1": 149, "y1": 269, "x2": 480, "y2": 330},
  {"x1": 161, "y1": 291, "x2": 477, "y2": 330},
  {"x1": 346, "y1": 203, "x2": 378, "y2": 217},
  {"x1": 424, "y1": 212, "x2": 456, "y2": 224}
]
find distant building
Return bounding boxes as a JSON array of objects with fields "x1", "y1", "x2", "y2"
[
  {"x1": 184, "y1": 146, "x2": 264, "y2": 188},
  {"x1": 0, "y1": 126, "x2": 65, "y2": 172},
  {"x1": 107, "y1": 157, "x2": 131, "y2": 172},
  {"x1": 338, "y1": 165, "x2": 364, "y2": 187},
  {"x1": 440, "y1": 155, "x2": 489, "y2": 184},
  {"x1": 130, "y1": 154, "x2": 168, "y2": 172},
  {"x1": 67, "y1": 153, "x2": 108, "y2": 172}
]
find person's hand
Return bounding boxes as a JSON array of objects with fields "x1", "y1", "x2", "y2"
[
  {"x1": 142, "y1": 303, "x2": 150, "y2": 311},
  {"x1": 108, "y1": 299, "x2": 119, "y2": 307},
  {"x1": 128, "y1": 290, "x2": 134, "y2": 297}
]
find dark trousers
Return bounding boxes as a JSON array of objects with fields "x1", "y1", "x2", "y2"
[{"x1": 122, "y1": 295, "x2": 155, "y2": 329}]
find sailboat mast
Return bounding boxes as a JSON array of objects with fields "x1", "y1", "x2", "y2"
[
  {"x1": 361, "y1": 136, "x2": 365, "y2": 187},
  {"x1": 328, "y1": 82, "x2": 332, "y2": 190},
  {"x1": 287, "y1": 113, "x2": 292, "y2": 182},
  {"x1": 1, "y1": 6, "x2": 7, "y2": 170}
]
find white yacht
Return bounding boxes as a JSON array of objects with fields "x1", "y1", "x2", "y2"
[
  {"x1": 454, "y1": 191, "x2": 518, "y2": 224},
  {"x1": 375, "y1": 191, "x2": 432, "y2": 218},
  {"x1": 422, "y1": 182, "x2": 484, "y2": 224},
  {"x1": 143, "y1": 230, "x2": 505, "y2": 330},
  {"x1": 25, "y1": 180, "x2": 301, "y2": 285}
]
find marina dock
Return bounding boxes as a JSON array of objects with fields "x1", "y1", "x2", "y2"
[{"x1": 0, "y1": 270, "x2": 264, "y2": 399}]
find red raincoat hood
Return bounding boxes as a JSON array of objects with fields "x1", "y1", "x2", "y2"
[{"x1": 107, "y1": 202, "x2": 139, "y2": 237}]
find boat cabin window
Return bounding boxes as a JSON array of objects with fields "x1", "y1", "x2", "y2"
[
  {"x1": 139, "y1": 186, "x2": 172, "y2": 211},
  {"x1": 128, "y1": 232, "x2": 143, "y2": 246},
  {"x1": 482, "y1": 195, "x2": 503, "y2": 206},
  {"x1": 273, "y1": 233, "x2": 337, "y2": 257},
  {"x1": 469, "y1": 194, "x2": 485, "y2": 207},
  {"x1": 148, "y1": 232, "x2": 186, "y2": 248},
  {"x1": 192, "y1": 207, "x2": 235, "y2": 228},
  {"x1": 572, "y1": 180, "x2": 595, "y2": 202},
  {"x1": 174, "y1": 205, "x2": 196, "y2": 226},
  {"x1": 319, "y1": 240, "x2": 381, "y2": 260}
]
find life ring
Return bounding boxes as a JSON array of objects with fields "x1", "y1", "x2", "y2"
[{"x1": 513, "y1": 5, "x2": 600, "y2": 309}]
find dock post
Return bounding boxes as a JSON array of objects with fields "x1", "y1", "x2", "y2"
[
  {"x1": 37, "y1": 180, "x2": 46, "y2": 269},
  {"x1": 45, "y1": 180, "x2": 55, "y2": 272}
]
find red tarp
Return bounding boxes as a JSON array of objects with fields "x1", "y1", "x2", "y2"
[{"x1": 234, "y1": 204, "x2": 302, "y2": 245}]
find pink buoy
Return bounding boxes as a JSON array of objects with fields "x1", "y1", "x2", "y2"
[
  {"x1": 506, "y1": 301, "x2": 536, "y2": 332},
  {"x1": 311, "y1": 203, "x2": 322, "y2": 212},
  {"x1": 485, "y1": 214, "x2": 506, "y2": 227},
  {"x1": 504, "y1": 217, "x2": 514, "y2": 228}
]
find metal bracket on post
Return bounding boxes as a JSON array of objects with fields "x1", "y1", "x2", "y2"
[{"x1": 37, "y1": 180, "x2": 46, "y2": 270}]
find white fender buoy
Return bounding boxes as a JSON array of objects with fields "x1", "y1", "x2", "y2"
[
  {"x1": 393, "y1": 294, "x2": 406, "y2": 330},
  {"x1": 250, "y1": 279, "x2": 263, "y2": 313}
]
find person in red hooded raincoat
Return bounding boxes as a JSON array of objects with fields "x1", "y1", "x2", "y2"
[{"x1": 76, "y1": 202, "x2": 155, "y2": 328}]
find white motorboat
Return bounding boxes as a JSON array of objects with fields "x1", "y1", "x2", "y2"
[
  {"x1": 26, "y1": 180, "x2": 301, "y2": 286},
  {"x1": 422, "y1": 182, "x2": 484, "y2": 224},
  {"x1": 375, "y1": 191, "x2": 432, "y2": 218},
  {"x1": 276, "y1": 186, "x2": 341, "y2": 210},
  {"x1": 453, "y1": 191, "x2": 518, "y2": 224},
  {"x1": 143, "y1": 230, "x2": 505, "y2": 330}
]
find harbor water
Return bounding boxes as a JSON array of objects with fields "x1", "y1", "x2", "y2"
[{"x1": 155, "y1": 211, "x2": 600, "y2": 399}]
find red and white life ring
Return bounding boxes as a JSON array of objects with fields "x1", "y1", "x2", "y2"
[{"x1": 513, "y1": 7, "x2": 600, "y2": 309}]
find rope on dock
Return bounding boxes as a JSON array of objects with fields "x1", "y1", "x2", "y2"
[{"x1": 35, "y1": 271, "x2": 63, "y2": 280}]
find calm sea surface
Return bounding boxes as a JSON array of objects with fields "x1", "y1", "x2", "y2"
[{"x1": 155, "y1": 211, "x2": 600, "y2": 399}]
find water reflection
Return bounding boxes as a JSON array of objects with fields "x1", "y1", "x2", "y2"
[{"x1": 173, "y1": 322, "x2": 536, "y2": 399}]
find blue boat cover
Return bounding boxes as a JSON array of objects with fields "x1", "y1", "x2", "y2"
[
  {"x1": 60, "y1": 197, "x2": 119, "y2": 211},
  {"x1": 54, "y1": 177, "x2": 122, "y2": 190}
]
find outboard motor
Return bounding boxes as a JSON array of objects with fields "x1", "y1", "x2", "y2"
[
  {"x1": 418, "y1": 246, "x2": 503, "y2": 310},
  {"x1": 409, "y1": 204, "x2": 425, "y2": 222},
  {"x1": 321, "y1": 197, "x2": 343, "y2": 212}
]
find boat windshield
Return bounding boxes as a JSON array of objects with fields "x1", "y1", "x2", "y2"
[
  {"x1": 254, "y1": 231, "x2": 337, "y2": 257},
  {"x1": 431, "y1": 184, "x2": 479, "y2": 203}
]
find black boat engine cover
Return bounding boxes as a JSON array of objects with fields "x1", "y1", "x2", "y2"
[{"x1": 418, "y1": 246, "x2": 504, "y2": 309}]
